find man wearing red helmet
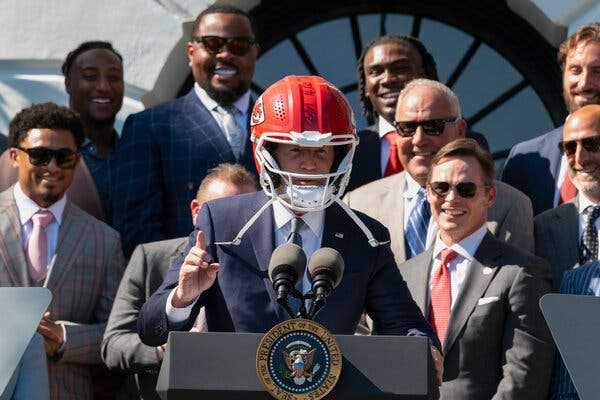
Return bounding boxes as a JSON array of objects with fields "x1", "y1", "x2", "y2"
[{"x1": 138, "y1": 76, "x2": 442, "y2": 379}]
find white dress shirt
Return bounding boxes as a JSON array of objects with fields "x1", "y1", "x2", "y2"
[
  {"x1": 166, "y1": 201, "x2": 325, "y2": 323},
  {"x1": 194, "y1": 82, "x2": 250, "y2": 138},
  {"x1": 577, "y1": 193, "x2": 600, "y2": 261},
  {"x1": 403, "y1": 173, "x2": 437, "y2": 248},
  {"x1": 378, "y1": 116, "x2": 397, "y2": 174},
  {"x1": 428, "y1": 224, "x2": 488, "y2": 309}
]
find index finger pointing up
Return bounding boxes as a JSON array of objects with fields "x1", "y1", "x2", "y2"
[{"x1": 195, "y1": 230, "x2": 206, "y2": 250}]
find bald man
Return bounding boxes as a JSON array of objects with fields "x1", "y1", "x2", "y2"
[{"x1": 535, "y1": 104, "x2": 600, "y2": 288}]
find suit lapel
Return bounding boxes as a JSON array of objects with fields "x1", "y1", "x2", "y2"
[
  {"x1": 244, "y1": 194, "x2": 282, "y2": 320},
  {"x1": 444, "y1": 232, "x2": 500, "y2": 352},
  {"x1": 554, "y1": 200, "x2": 580, "y2": 267},
  {"x1": 182, "y1": 91, "x2": 236, "y2": 161},
  {"x1": 0, "y1": 190, "x2": 31, "y2": 286},
  {"x1": 383, "y1": 173, "x2": 407, "y2": 262},
  {"x1": 402, "y1": 248, "x2": 435, "y2": 313},
  {"x1": 45, "y1": 203, "x2": 87, "y2": 291}
]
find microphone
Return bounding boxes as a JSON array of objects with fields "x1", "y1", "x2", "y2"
[
  {"x1": 307, "y1": 247, "x2": 344, "y2": 318},
  {"x1": 268, "y1": 243, "x2": 306, "y2": 318}
]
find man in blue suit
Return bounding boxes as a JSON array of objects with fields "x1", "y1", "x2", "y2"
[
  {"x1": 138, "y1": 75, "x2": 443, "y2": 380},
  {"x1": 502, "y1": 23, "x2": 600, "y2": 215},
  {"x1": 112, "y1": 4, "x2": 259, "y2": 256}
]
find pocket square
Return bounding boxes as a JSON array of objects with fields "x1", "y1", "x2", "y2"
[{"x1": 477, "y1": 296, "x2": 499, "y2": 305}]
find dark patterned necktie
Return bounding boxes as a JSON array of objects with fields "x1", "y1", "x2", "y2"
[
  {"x1": 579, "y1": 205, "x2": 600, "y2": 265},
  {"x1": 286, "y1": 217, "x2": 304, "y2": 248}
]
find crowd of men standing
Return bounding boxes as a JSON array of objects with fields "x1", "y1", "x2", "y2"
[{"x1": 1, "y1": 3, "x2": 600, "y2": 400}]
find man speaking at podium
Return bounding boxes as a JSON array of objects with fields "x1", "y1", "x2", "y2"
[{"x1": 138, "y1": 76, "x2": 441, "y2": 371}]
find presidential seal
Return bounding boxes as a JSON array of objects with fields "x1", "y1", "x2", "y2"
[{"x1": 256, "y1": 319, "x2": 342, "y2": 400}]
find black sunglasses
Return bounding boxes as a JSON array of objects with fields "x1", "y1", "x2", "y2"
[
  {"x1": 429, "y1": 181, "x2": 480, "y2": 198},
  {"x1": 559, "y1": 136, "x2": 600, "y2": 156},
  {"x1": 192, "y1": 35, "x2": 257, "y2": 56},
  {"x1": 16, "y1": 146, "x2": 78, "y2": 169},
  {"x1": 393, "y1": 117, "x2": 457, "y2": 138}
]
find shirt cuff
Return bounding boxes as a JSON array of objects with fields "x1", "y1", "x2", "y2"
[
  {"x1": 165, "y1": 288, "x2": 199, "y2": 324},
  {"x1": 57, "y1": 323, "x2": 67, "y2": 352}
]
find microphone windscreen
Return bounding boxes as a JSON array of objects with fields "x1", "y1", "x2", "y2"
[
  {"x1": 268, "y1": 243, "x2": 307, "y2": 283},
  {"x1": 307, "y1": 247, "x2": 345, "y2": 288}
]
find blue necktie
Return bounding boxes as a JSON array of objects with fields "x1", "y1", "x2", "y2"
[{"x1": 405, "y1": 189, "x2": 431, "y2": 259}]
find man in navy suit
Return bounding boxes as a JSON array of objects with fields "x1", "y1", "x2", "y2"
[
  {"x1": 502, "y1": 23, "x2": 600, "y2": 215},
  {"x1": 138, "y1": 75, "x2": 443, "y2": 381},
  {"x1": 112, "y1": 4, "x2": 259, "y2": 256}
]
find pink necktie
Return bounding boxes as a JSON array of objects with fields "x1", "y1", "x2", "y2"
[
  {"x1": 429, "y1": 249, "x2": 458, "y2": 346},
  {"x1": 27, "y1": 210, "x2": 54, "y2": 282}
]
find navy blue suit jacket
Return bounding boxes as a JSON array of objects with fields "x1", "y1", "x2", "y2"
[
  {"x1": 347, "y1": 125, "x2": 382, "y2": 192},
  {"x1": 137, "y1": 191, "x2": 438, "y2": 347},
  {"x1": 501, "y1": 126, "x2": 563, "y2": 216},
  {"x1": 112, "y1": 90, "x2": 256, "y2": 256}
]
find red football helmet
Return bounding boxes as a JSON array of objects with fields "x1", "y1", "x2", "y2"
[{"x1": 250, "y1": 75, "x2": 358, "y2": 212}]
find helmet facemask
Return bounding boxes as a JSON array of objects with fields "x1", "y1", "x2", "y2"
[{"x1": 255, "y1": 132, "x2": 356, "y2": 213}]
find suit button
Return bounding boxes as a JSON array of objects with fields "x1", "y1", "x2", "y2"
[{"x1": 187, "y1": 182, "x2": 194, "y2": 190}]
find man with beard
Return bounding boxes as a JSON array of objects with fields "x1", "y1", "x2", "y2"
[
  {"x1": 112, "y1": 4, "x2": 259, "y2": 257},
  {"x1": 502, "y1": 23, "x2": 600, "y2": 215},
  {"x1": 535, "y1": 105, "x2": 600, "y2": 288},
  {"x1": 0, "y1": 41, "x2": 124, "y2": 222}
]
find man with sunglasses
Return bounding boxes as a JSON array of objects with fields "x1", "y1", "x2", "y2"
[
  {"x1": 502, "y1": 23, "x2": 600, "y2": 216},
  {"x1": 112, "y1": 4, "x2": 259, "y2": 257},
  {"x1": 535, "y1": 105, "x2": 600, "y2": 289},
  {"x1": 0, "y1": 102, "x2": 124, "y2": 400},
  {"x1": 400, "y1": 138, "x2": 553, "y2": 400},
  {"x1": 346, "y1": 79, "x2": 534, "y2": 269}
]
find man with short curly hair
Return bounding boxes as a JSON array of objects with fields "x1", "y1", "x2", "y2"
[{"x1": 1, "y1": 102, "x2": 124, "y2": 400}]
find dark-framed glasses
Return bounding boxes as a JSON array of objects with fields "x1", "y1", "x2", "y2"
[
  {"x1": 16, "y1": 146, "x2": 78, "y2": 169},
  {"x1": 393, "y1": 117, "x2": 458, "y2": 138},
  {"x1": 429, "y1": 181, "x2": 480, "y2": 199},
  {"x1": 559, "y1": 136, "x2": 600, "y2": 156},
  {"x1": 192, "y1": 35, "x2": 257, "y2": 56}
]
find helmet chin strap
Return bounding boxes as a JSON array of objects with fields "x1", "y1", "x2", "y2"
[{"x1": 214, "y1": 194, "x2": 388, "y2": 248}]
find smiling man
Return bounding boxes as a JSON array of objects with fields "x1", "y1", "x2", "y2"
[
  {"x1": 346, "y1": 79, "x2": 534, "y2": 267},
  {"x1": 535, "y1": 105, "x2": 600, "y2": 289},
  {"x1": 400, "y1": 138, "x2": 553, "y2": 400},
  {"x1": 0, "y1": 102, "x2": 124, "y2": 400},
  {"x1": 503, "y1": 23, "x2": 600, "y2": 215},
  {"x1": 112, "y1": 4, "x2": 259, "y2": 257}
]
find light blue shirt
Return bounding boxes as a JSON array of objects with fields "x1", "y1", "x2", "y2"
[{"x1": 193, "y1": 82, "x2": 250, "y2": 136}]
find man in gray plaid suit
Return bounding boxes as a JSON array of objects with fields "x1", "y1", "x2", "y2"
[{"x1": 0, "y1": 102, "x2": 124, "y2": 400}]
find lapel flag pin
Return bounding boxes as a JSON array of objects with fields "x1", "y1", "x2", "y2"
[{"x1": 334, "y1": 233, "x2": 344, "y2": 239}]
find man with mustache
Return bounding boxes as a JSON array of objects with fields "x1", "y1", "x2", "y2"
[
  {"x1": 535, "y1": 105, "x2": 600, "y2": 287},
  {"x1": 502, "y1": 23, "x2": 600, "y2": 215},
  {"x1": 112, "y1": 4, "x2": 259, "y2": 257}
]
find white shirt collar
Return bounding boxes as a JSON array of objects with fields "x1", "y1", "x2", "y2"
[
  {"x1": 378, "y1": 116, "x2": 396, "y2": 138},
  {"x1": 432, "y1": 224, "x2": 488, "y2": 262},
  {"x1": 403, "y1": 172, "x2": 423, "y2": 199},
  {"x1": 13, "y1": 182, "x2": 66, "y2": 226},
  {"x1": 577, "y1": 192, "x2": 600, "y2": 215},
  {"x1": 193, "y1": 82, "x2": 250, "y2": 115},
  {"x1": 272, "y1": 200, "x2": 325, "y2": 237}
]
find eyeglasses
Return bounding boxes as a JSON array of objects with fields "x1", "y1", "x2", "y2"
[
  {"x1": 192, "y1": 35, "x2": 257, "y2": 56},
  {"x1": 429, "y1": 181, "x2": 481, "y2": 198},
  {"x1": 16, "y1": 146, "x2": 78, "y2": 169},
  {"x1": 393, "y1": 117, "x2": 458, "y2": 138},
  {"x1": 559, "y1": 136, "x2": 600, "y2": 156}
]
